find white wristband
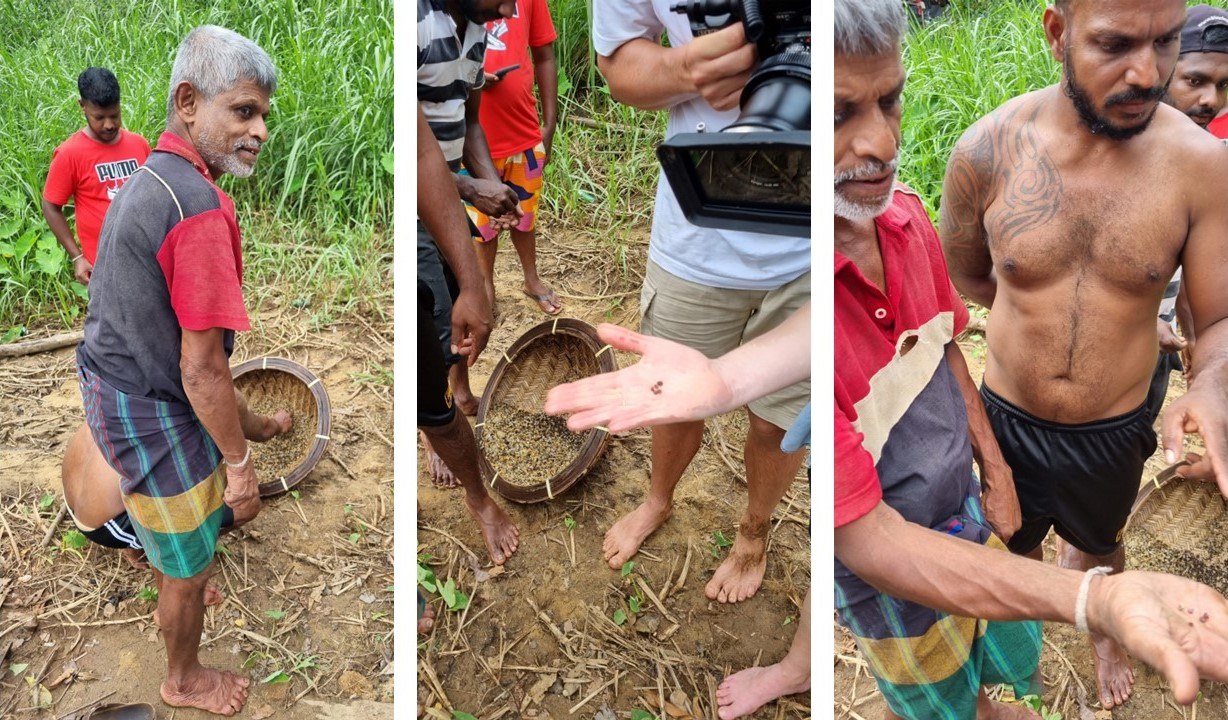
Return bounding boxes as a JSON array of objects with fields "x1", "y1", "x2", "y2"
[
  {"x1": 224, "y1": 446, "x2": 251, "y2": 470},
  {"x1": 71, "y1": 253, "x2": 84, "y2": 262},
  {"x1": 1075, "y1": 566, "x2": 1112, "y2": 634}
]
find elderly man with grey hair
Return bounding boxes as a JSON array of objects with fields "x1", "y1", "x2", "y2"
[
  {"x1": 75, "y1": 25, "x2": 287, "y2": 716},
  {"x1": 835, "y1": 1, "x2": 1228, "y2": 719}
]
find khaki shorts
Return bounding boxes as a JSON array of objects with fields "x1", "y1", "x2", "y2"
[{"x1": 639, "y1": 259, "x2": 810, "y2": 430}]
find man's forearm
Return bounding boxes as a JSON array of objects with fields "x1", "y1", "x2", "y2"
[
  {"x1": 41, "y1": 200, "x2": 80, "y2": 257},
  {"x1": 837, "y1": 501, "x2": 1081, "y2": 623},
  {"x1": 532, "y1": 45, "x2": 558, "y2": 139},
  {"x1": 419, "y1": 108, "x2": 485, "y2": 294},
  {"x1": 597, "y1": 39, "x2": 695, "y2": 110},
  {"x1": 945, "y1": 341, "x2": 1008, "y2": 480},
  {"x1": 1188, "y1": 319, "x2": 1228, "y2": 386},
  {"x1": 711, "y1": 302, "x2": 809, "y2": 409},
  {"x1": 182, "y1": 359, "x2": 246, "y2": 461}
]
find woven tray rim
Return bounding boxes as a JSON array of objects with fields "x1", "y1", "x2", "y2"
[
  {"x1": 475, "y1": 318, "x2": 616, "y2": 503},
  {"x1": 231, "y1": 356, "x2": 332, "y2": 497},
  {"x1": 1125, "y1": 472, "x2": 1228, "y2": 548}
]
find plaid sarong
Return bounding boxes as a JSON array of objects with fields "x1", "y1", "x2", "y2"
[
  {"x1": 77, "y1": 356, "x2": 227, "y2": 578},
  {"x1": 838, "y1": 501, "x2": 1042, "y2": 719}
]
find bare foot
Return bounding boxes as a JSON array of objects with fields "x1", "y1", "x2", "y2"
[
  {"x1": 602, "y1": 500, "x2": 672, "y2": 569},
  {"x1": 1091, "y1": 632, "x2": 1134, "y2": 708},
  {"x1": 161, "y1": 666, "x2": 250, "y2": 716},
  {"x1": 418, "y1": 595, "x2": 435, "y2": 635},
  {"x1": 705, "y1": 524, "x2": 768, "y2": 603},
  {"x1": 716, "y1": 662, "x2": 809, "y2": 719},
  {"x1": 122, "y1": 548, "x2": 151, "y2": 570},
  {"x1": 204, "y1": 582, "x2": 226, "y2": 607},
  {"x1": 464, "y1": 493, "x2": 519, "y2": 565},
  {"x1": 419, "y1": 431, "x2": 459, "y2": 488},
  {"x1": 522, "y1": 283, "x2": 562, "y2": 315}
]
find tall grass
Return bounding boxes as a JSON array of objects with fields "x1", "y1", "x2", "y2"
[
  {"x1": 0, "y1": 0, "x2": 392, "y2": 332},
  {"x1": 542, "y1": 0, "x2": 665, "y2": 236}
]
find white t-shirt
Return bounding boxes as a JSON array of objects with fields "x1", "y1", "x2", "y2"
[{"x1": 593, "y1": 0, "x2": 810, "y2": 290}]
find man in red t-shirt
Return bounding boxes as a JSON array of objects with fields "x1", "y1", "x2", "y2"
[
  {"x1": 41, "y1": 67, "x2": 151, "y2": 285},
  {"x1": 463, "y1": 0, "x2": 561, "y2": 314}
]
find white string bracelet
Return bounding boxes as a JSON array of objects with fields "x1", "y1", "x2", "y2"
[
  {"x1": 71, "y1": 253, "x2": 84, "y2": 262},
  {"x1": 1075, "y1": 566, "x2": 1113, "y2": 634},
  {"x1": 224, "y1": 446, "x2": 251, "y2": 470}
]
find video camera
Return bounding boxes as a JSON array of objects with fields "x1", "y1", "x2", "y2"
[{"x1": 656, "y1": 0, "x2": 810, "y2": 237}]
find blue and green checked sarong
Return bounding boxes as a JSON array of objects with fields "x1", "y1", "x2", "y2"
[
  {"x1": 78, "y1": 359, "x2": 228, "y2": 578},
  {"x1": 837, "y1": 498, "x2": 1042, "y2": 720}
]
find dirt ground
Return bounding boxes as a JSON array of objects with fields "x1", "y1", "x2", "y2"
[
  {"x1": 0, "y1": 294, "x2": 394, "y2": 719},
  {"x1": 416, "y1": 223, "x2": 812, "y2": 719},
  {"x1": 833, "y1": 330, "x2": 1226, "y2": 720}
]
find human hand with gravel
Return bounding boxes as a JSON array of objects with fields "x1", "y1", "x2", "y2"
[{"x1": 546, "y1": 304, "x2": 809, "y2": 433}]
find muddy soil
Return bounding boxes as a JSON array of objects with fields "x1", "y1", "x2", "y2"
[
  {"x1": 0, "y1": 296, "x2": 394, "y2": 719},
  {"x1": 834, "y1": 332, "x2": 1223, "y2": 720},
  {"x1": 417, "y1": 223, "x2": 812, "y2": 719}
]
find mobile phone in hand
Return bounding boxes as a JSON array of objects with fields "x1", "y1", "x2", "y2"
[{"x1": 493, "y1": 64, "x2": 520, "y2": 79}]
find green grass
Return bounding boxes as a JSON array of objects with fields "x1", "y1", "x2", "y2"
[
  {"x1": 544, "y1": 0, "x2": 664, "y2": 236},
  {"x1": 0, "y1": 0, "x2": 391, "y2": 333}
]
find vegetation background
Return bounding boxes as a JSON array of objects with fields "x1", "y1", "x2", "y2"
[{"x1": 0, "y1": 0, "x2": 392, "y2": 336}]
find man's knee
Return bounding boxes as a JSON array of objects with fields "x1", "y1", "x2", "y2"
[{"x1": 747, "y1": 410, "x2": 787, "y2": 444}]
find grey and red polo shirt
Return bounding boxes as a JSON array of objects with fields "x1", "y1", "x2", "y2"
[
  {"x1": 80, "y1": 131, "x2": 249, "y2": 405},
  {"x1": 834, "y1": 185, "x2": 981, "y2": 609}
]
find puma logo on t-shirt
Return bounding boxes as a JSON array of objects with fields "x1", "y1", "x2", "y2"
[{"x1": 95, "y1": 158, "x2": 140, "y2": 184}]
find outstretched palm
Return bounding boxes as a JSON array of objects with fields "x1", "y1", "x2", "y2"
[{"x1": 544, "y1": 324, "x2": 734, "y2": 433}]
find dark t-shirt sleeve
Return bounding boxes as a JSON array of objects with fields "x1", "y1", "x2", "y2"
[{"x1": 156, "y1": 209, "x2": 250, "y2": 332}]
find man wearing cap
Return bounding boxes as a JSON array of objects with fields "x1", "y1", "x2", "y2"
[
  {"x1": 1148, "y1": 5, "x2": 1228, "y2": 425},
  {"x1": 941, "y1": 0, "x2": 1228, "y2": 709}
]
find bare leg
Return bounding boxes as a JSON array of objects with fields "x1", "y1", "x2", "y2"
[
  {"x1": 706, "y1": 411, "x2": 804, "y2": 603},
  {"x1": 717, "y1": 589, "x2": 810, "y2": 718},
  {"x1": 510, "y1": 228, "x2": 560, "y2": 314},
  {"x1": 602, "y1": 420, "x2": 705, "y2": 569},
  {"x1": 158, "y1": 566, "x2": 250, "y2": 715},
  {"x1": 448, "y1": 363, "x2": 478, "y2": 417},
  {"x1": 474, "y1": 237, "x2": 499, "y2": 312},
  {"x1": 419, "y1": 413, "x2": 519, "y2": 564},
  {"x1": 1057, "y1": 538, "x2": 1132, "y2": 708},
  {"x1": 419, "y1": 431, "x2": 459, "y2": 488}
]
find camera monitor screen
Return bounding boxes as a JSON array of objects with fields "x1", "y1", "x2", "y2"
[{"x1": 657, "y1": 131, "x2": 810, "y2": 237}]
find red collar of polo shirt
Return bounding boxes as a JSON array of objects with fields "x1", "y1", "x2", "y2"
[
  {"x1": 155, "y1": 131, "x2": 215, "y2": 182},
  {"x1": 833, "y1": 185, "x2": 917, "y2": 275}
]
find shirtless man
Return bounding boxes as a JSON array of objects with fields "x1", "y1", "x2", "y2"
[{"x1": 940, "y1": 0, "x2": 1228, "y2": 709}]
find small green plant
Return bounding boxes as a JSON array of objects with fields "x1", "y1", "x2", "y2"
[
  {"x1": 708, "y1": 529, "x2": 734, "y2": 558},
  {"x1": 241, "y1": 652, "x2": 268, "y2": 669},
  {"x1": 37, "y1": 493, "x2": 55, "y2": 511},
  {"x1": 137, "y1": 586, "x2": 158, "y2": 603},
  {"x1": 261, "y1": 670, "x2": 291, "y2": 684},
  {"x1": 452, "y1": 712, "x2": 479, "y2": 720},
  {"x1": 1018, "y1": 695, "x2": 1062, "y2": 720},
  {"x1": 630, "y1": 710, "x2": 656, "y2": 720},
  {"x1": 563, "y1": 514, "x2": 576, "y2": 531},
  {"x1": 620, "y1": 560, "x2": 636, "y2": 577},
  {"x1": 438, "y1": 577, "x2": 469, "y2": 611},
  {"x1": 264, "y1": 609, "x2": 286, "y2": 620},
  {"x1": 612, "y1": 608, "x2": 627, "y2": 625},
  {"x1": 60, "y1": 529, "x2": 87, "y2": 551}
]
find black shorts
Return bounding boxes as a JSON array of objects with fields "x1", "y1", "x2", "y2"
[
  {"x1": 1145, "y1": 351, "x2": 1182, "y2": 425},
  {"x1": 81, "y1": 505, "x2": 234, "y2": 550},
  {"x1": 981, "y1": 384, "x2": 1157, "y2": 557},
  {"x1": 418, "y1": 280, "x2": 455, "y2": 427}
]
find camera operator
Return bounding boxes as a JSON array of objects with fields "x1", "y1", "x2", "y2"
[{"x1": 592, "y1": 3, "x2": 811, "y2": 606}]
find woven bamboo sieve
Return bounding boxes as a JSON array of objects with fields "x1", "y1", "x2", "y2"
[
  {"x1": 1125, "y1": 473, "x2": 1228, "y2": 592},
  {"x1": 231, "y1": 357, "x2": 332, "y2": 497},
  {"x1": 475, "y1": 318, "x2": 616, "y2": 503}
]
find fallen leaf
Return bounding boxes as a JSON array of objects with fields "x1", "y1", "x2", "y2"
[
  {"x1": 358, "y1": 592, "x2": 376, "y2": 604},
  {"x1": 593, "y1": 706, "x2": 617, "y2": 720},
  {"x1": 527, "y1": 672, "x2": 557, "y2": 705},
  {"x1": 30, "y1": 682, "x2": 51, "y2": 708},
  {"x1": 251, "y1": 704, "x2": 276, "y2": 720}
]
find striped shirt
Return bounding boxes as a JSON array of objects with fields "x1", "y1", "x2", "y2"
[{"x1": 418, "y1": 0, "x2": 487, "y2": 166}]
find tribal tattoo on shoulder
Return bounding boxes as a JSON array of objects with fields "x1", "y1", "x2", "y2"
[{"x1": 942, "y1": 100, "x2": 1063, "y2": 251}]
